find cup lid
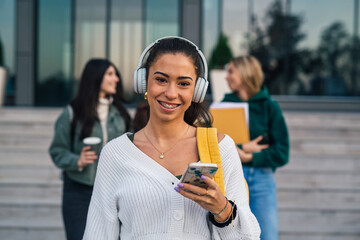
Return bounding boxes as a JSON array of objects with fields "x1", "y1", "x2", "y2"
[{"x1": 83, "y1": 137, "x2": 101, "y2": 145}]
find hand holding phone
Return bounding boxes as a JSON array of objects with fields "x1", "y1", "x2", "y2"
[
  {"x1": 258, "y1": 133, "x2": 270, "y2": 145},
  {"x1": 179, "y1": 162, "x2": 218, "y2": 188}
]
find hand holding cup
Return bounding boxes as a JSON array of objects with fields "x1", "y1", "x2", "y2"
[{"x1": 77, "y1": 137, "x2": 101, "y2": 171}]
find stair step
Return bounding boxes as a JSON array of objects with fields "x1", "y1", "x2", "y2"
[
  {"x1": 0, "y1": 179, "x2": 62, "y2": 199},
  {"x1": 283, "y1": 112, "x2": 360, "y2": 127},
  {"x1": 0, "y1": 165, "x2": 61, "y2": 180},
  {"x1": 275, "y1": 171, "x2": 360, "y2": 189},
  {"x1": 0, "y1": 108, "x2": 61, "y2": 121},
  {"x1": 284, "y1": 154, "x2": 360, "y2": 172},
  {"x1": 290, "y1": 139, "x2": 360, "y2": 155},
  {"x1": 0, "y1": 152, "x2": 53, "y2": 165},
  {"x1": 0, "y1": 198, "x2": 61, "y2": 221},
  {"x1": 0, "y1": 134, "x2": 52, "y2": 148},
  {"x1": 289, "y1": 128, "x2": 360, "y2": 141},
  {"x1": 279, "y1": 233, "x2": 360, "y2": 240},
  {"x1": 0, "y1": 226, "x2": 65, "y2": 240},
  {"x1": 277, "y1": 189, "x2": 360, "y2": 211},
  {"x1": 278, "y1": 209, "x2": 360, "y2": 234}
]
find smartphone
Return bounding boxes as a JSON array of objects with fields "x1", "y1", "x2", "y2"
[
  {"x1": 179, "y1": 162, "x2": 218, "y2": 188},
  {"x1": 258, "y1": 133, "x2": 270, "y2": 145}
]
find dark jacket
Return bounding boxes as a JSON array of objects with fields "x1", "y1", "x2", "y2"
[{"x1": 222, "y1": 86, "x2": 289, "y2": 170}]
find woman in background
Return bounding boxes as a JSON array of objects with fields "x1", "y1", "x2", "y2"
[
  {"x1": 223, "y1": 56, "x2": 289, "y2": 240},
  {"x1": 49, "y1": 59, "x2": 131, "y2": 240}
]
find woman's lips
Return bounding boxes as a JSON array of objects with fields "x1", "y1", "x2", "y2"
[{"x1": 158, "y1": 100, "x2": 180, "y2": 110}]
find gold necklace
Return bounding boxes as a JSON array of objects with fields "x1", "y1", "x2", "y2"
[{"x1": 143, "y1": 125, "x2": 190, "y2": 159}]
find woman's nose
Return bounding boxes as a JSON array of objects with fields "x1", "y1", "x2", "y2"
[{"x1": 164, "y1": 83, "x2": 177, "y2": 99}]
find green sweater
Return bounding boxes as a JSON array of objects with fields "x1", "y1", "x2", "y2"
[
  {"x1": 222, "y1": 86, "x2": 289, "y2": 170},
  {"x1": 49, "y1": 105, "x2": 126, "y2": 186}
]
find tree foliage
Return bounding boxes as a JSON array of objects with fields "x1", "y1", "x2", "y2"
[{"x1": 209, "y1": 33, "x2": 233, "y2": 70}]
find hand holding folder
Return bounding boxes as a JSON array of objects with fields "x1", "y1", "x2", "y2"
[{"x1": 209, "y1": 102, "x2": 250, "y2": 145}]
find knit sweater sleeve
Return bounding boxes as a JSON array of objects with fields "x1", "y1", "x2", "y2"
[
  {"x1": 213, "y1": 136, "x2": 261, "y2": 239},
  {"x1": 252, "y1": 100, "x2": 290, "y2": 169},
  {"x1": 83, "y1": 141, "x2": 121, "y2": 239}
]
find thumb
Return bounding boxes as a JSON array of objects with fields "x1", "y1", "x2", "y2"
[{"x1": 253, "y1": 135, "x2": 263, "y2": 143}]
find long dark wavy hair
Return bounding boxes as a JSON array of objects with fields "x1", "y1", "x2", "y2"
[
  {"x1": 144, "y1": 37, "x2": 212, "y2": 127},
  {"x1": 70, "y1": 59, "x2": 131, "y2": 141}
]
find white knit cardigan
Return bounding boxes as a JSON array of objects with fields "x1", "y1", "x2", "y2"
[{"x1": 83, "y1": 133, "x2": 260, "y2": 240}]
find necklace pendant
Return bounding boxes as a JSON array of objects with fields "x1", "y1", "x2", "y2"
[{"x1": 159, "y1": 153, "x2": 164, "y2": 159}]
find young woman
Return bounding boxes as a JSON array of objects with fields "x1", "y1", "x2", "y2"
[
  {"x1": 223, "y1": 56, "x2": 290, "y2": 240},
  {"x1": 83, "y1": 37, "x2": 260, "y2": 239},
  {"x1": 49, "y1": 59, "x2": 131, "y2": 240}
]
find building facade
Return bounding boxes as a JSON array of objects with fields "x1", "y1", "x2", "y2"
[{"x1": 0, "y1": 0, "x2": 359, "y2": 109}]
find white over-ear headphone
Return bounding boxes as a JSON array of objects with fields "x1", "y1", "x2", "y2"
[{"x1": 133, "y1": 36, "x2": 209, "y2": 103}]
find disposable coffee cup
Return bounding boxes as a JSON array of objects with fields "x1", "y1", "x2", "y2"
[{"x1": 83, "y1": 137, "x2": 102, "y2": 157}]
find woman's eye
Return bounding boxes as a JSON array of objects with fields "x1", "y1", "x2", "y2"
[
  {"x1": 179, "y1": 82, "x2": 190, "y2": 87},
  {"x1": 156, "y1": 77, "x2": 166, "y2": 83}
]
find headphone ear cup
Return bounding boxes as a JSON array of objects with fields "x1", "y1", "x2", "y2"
[
  {"x1": 192, "y1": 78, "x2": 209, "y2": 103},
  {"x1": 133, "y1": 68, "x2": 147, "y2": 94}
]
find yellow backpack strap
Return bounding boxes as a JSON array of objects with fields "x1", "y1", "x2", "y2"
[{"x1": 196, "y1": 127, "x2": 225, "y2": 195}]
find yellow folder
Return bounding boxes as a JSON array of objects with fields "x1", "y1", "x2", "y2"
[{"x1": 210, "y1": 106, "x2": 250, "y2": 144}]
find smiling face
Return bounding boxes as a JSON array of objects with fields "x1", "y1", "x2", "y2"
[
  {"x1": 99, "y1": 65, "x2": 119, "y2": 98},
  {"x1": 146, "y1": 53, "x2": 197, "y2": 123}
]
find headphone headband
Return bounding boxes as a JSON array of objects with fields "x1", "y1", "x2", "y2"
[{"x1": 136, "y1": 36, "x2": 208, "y2": 79}]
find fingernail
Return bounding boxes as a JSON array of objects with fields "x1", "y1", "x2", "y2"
[
  {"x1": 177, "y1": 183, "x2": 184, "y2": 188},
  {"x1": 201, "y1": 175, "x2": 206, "y2": 180},
  {"x1": 174, "y1": 187, "x2": 180, "y2": 192}
]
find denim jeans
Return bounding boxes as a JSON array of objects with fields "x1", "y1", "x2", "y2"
[
  {"x1": 243, "y1": 166, "x2": 278, "y2": 240},
  {"x1": 62, "y1": 173, "x2": 93, "y2": 240}
]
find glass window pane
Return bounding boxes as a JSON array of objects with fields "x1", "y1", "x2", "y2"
[
  {"x1": 144, "y1": 0, "x2": 179, "y2": 45},
  {"x1": 293, "y1": 0, "x2": 357, "y2": 96},
  {"x1": 37, "y1": 0, "x2": 72, "y2": 106},
  {"x1": 222, "y1": 0, "x2": 248, "y2": 56},
  {"x1": 74, "y1": 0, "x2": 107, "y2": 80},
  {"x1": 110, "y1": 0, "x2": 143, "y2": 99},
  {"x1": 0, "y1": 0, "x2": 16, "y2": 104},
  {"x1": 202, "y1": 0, "x2": 221, "y2": 59}
]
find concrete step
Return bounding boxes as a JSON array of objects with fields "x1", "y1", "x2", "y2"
[
  {"x1": 289, "y1": 128, "x2": 360, "y2": 141},
  {"x1": 0, "y1": 165, "x2": 61, "y2": 180},
  {"x1": 0, "y1": 152, "x2": 53, "y2": 165},
  {"x1": 0, "y1": 179, "x2": 62, "y2": 199},
  {"x1": 283, "y1": 112, "x2": 360, "y2": 127},
  {"x1": 279, "y1": 234, "x2": 360, "y2": 240},
  {"x1": 0, "y1": 134, "x2": 52, "y2": 149},
  {"x1": 285, "y1": 154, "x2": 360, "y2": 172},
  {"x1": 278, "y1": 209, "x2": 360, "y2": 235},
  {"x1": 0, "y1": 224, "x2": 65, "y2": 240},
  {"x1": 0, "y1": 197, "x2": 61, "y2": 220},
  {"x1": 289, "y1": 139, "x2": 360, "y2": 155},
  {"x1": 0, "y1": 108, "x2": 61, "y2": 122},
  {"x1": 275, "y1": 171, "x2": 360, "y2": 189},
  {"x1": 277, "y1": 188, "x2": 360, "y2": 211}
]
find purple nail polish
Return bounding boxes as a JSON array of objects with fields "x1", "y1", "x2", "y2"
[
  {"x1": 201, "y1": 175, "x2": 206, "y2": 180},
  {"x1": 177, "y1": 183, "x2": 184, "y2": 188},
  {"x1": 174, "y1": 187, "x2": 180, "y2": 192}
]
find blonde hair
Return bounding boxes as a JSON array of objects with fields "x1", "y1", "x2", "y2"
[{"x1": 231, "y1": 56, "x2": 264, "y2": 98}]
